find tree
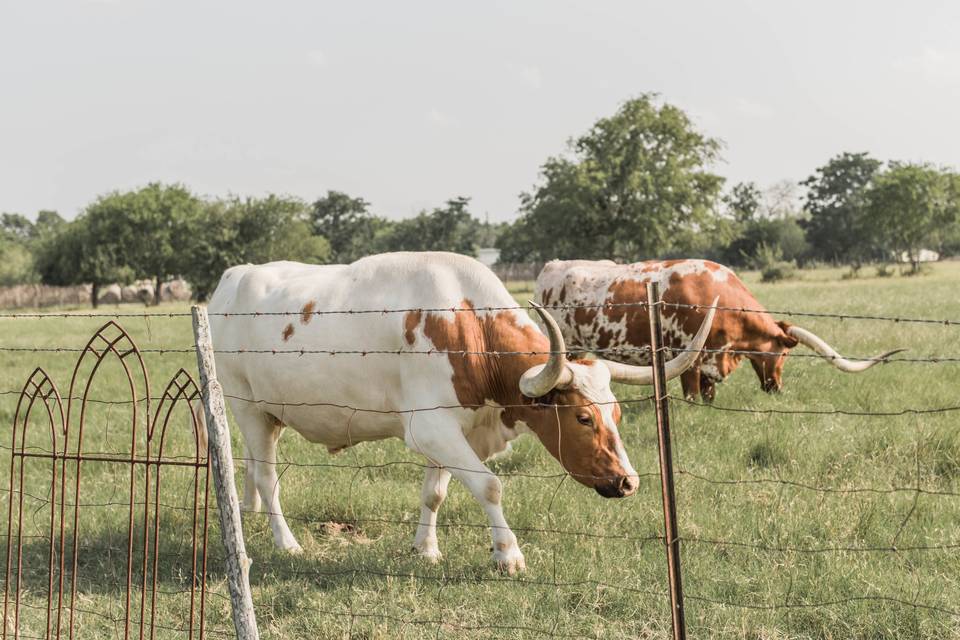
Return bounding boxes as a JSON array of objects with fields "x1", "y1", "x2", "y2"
[
  {"x1": 182, "y1": 195, "x2": 330, "y2": 301},
  {"x1": 720, "y1": 181, "x2": 809, "y2": 267},
  {"x1": 376, "y1": 197, "x2": 481, "y2": 254},
  {"x1": 110, "y1": 183, "x2": 204, "y2": 304},
  {"x1": 501, "y1": 95, "x2": 723, "y2": 262},
  {"x1": 0, "y1": 210, "x2": 66, "y2": 285},
  {"x1": 865, "y1": 163, "x2": 959, "y2": 273},
  {"x1": 724, "y1": 182, "x2": 762, "y2": 223},
  {"x1": 310, "y1": 191, "x2": 385, "y2": 263},
  {"x1": 35, "y1": 211, "x2": 132, "y2": 307},
  {"x1": 801, "y1": 152, "x2": 882, "y2": 269}
]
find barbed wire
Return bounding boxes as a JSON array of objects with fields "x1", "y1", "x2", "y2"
[
  {"x1": 0, "y1": 299, "x2": 957, "y2": 326},
  {"x1": 3, "y1": 306, "x2": 959, "y2": 636},
  {"x1": 0, "y1": 343, "x2": 957, "y2": 365}
]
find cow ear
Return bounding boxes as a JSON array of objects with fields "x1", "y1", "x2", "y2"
[{"x1": 776, "y1": 321, "x2": 799, "y2": 348}]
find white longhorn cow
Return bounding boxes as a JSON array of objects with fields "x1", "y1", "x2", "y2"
[{"x1": 207, "y1": 252, "x2": 715, "y2": 573}]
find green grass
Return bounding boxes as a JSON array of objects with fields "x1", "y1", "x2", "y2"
[{"x1": 2, "y1": 262, "x2": 959, "y2": 638}]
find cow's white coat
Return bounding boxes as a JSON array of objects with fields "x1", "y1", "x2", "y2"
[{"x1": 208, "y1": 252, "x2": 634, "y2": 573}]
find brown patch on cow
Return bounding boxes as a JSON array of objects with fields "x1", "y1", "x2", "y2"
[
  {"x1": 403, "y1": 310, "x2": 422, "y2": 345},
  {"x1": 541, "y1": 288, "x2": 553, "y2": 306},
  {"x1": 281, "y1": 323, "x2": 295, "y2": 341},
  {"x1": 484, "y1": 479, "x2": 502, "y2": 504},
  {"x1": 596, "y1": 326, "x2": 615, "y2": 350},
  {"x1": 495, "y1": 542, "x2": 510, "y2": 552},
  {"x1": 558, "y1": 286, "x2": 567, "y2": 303},
  {"x1": 589, "y1": 260, "x2": 793, "y2": 394},
  {"x1": 300, "y1": 300, "x2": 316, "y2": 324},
  {"x1": 573, "y1": 305, "x2": 598, "y2": 327},
  {"x1": 420, "y1": 298, "x2": 629, "y2": 492}
]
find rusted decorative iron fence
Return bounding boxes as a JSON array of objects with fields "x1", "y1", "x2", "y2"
[{"x1": 2, "y1": 321, "x2": 212, "y2": 640}]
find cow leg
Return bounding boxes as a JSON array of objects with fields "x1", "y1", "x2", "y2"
[
  {"x1": 229, "y1": 401, "x2": 301, "y2": 553},
  {"x1": 680, "y1": 367, "x2": 701, "y2": 401},
  {"x1": 242, "y1": 442, "x2": 262, "y2": 512},
  {"x1": 412, "y1": 465, "x2": 452, "y2": 562},
  {"x1": 700, "y1": 375, "x2": 717, "y2": 403},
  {"x1": 405, "y1": 420, "x2": 525, "y2": 575}
]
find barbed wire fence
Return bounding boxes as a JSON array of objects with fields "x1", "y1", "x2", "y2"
[{"x1": 0, "y1": 290, "x2": 957, "y2": 638}]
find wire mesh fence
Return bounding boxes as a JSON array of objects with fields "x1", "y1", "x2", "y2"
[{"x1": 0, "y1": 291, "x2": 958, "y2": 638}]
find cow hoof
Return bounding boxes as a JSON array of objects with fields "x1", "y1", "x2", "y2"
[
  {"x1": 412, "y1": 545, "x2": 442, "y2": 563},
  {"x1": 278, "y1": 538, "x2": 303, "y2": 554},
  {"x1": 493, "y1": 547, "x2": 526, "y2": 576}
]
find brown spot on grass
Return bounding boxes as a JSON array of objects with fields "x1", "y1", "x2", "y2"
[
  {"x1": 300, "y1": 300, "x2": 316, "y2": 324},
  {"x1": 282, "y1": 324, "x2": 295, "y2": 341}
]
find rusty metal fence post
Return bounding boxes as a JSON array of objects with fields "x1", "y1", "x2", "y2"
[
  {"x1": 646, "y1": 282, "x2": 687, "y2": 640},
  {"x1": 191, "y1": 306, "x2": 260, "y2": 640}
]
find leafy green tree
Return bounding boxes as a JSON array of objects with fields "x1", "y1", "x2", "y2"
[
  {"x1": 109, "y1": 183, "x2": 204, "y2": 304},
  {"x1": 865, "y1": 163, "x2": 959, "y2": 273},
  {"x1": 0, "y1": 240, "x2": 35, "y2": 286},
  {"x1": 724, "y1": 182, "x2": 762, "y2": 223},
  {"x1": 1, "y1": 213, "x2": 34, "y2": 243},
  {"x1": 501, "y1": 95, "x2": 723, "y2": 262},
  {"x1": 376, "y1": 197, "x2": 481, "y2": 254},
  {"x1": 310, "y1": 191, "x2": 385, "y2": 263},
  {"x1": 723, "y1": 217, "x2": 808, "y2": 266},
  {"x1": 801, "y1": 152, "x2": 882, "y2": 269},
  {"x1": 182, "y1": 195, "x2": 330, "y2": 300},
  {"x1": 0, "y1": 211, "x2": 66, "y2": 285},
  {"x1": 35, "y1": 210, "x2": 132, "y2": 307}
]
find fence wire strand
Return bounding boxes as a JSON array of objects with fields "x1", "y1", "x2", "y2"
[{"x1": 3, "y1": 300, "x2": 960, "y2": 637}]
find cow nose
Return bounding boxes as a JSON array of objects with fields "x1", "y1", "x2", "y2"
[
  {"x1": 595, "y1": 476, "x2": 635, "y2": 499},
  {"x1": 620, "y1": 475, "x2": 639, "y2": 497}
]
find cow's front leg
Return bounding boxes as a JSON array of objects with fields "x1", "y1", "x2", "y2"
[
  {"x1": 405, "y1": 420, "x2": 525, "y2": 574},
  {"x1": 700, "y1": 374, "x2": 717, "y2": 403},
  {"x1": 680, "y1": 367, "x2": 701, "y2": 401},
  {"x1": 412, "y1": 465, "x2": 451, "y2": 562}
]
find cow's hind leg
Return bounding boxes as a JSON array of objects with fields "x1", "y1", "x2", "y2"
[
  {"x1": 405, "y1": 416, "x2": 524, "y2": 575},
  {"x1": 412, "y1": 465, "x2": 451, "y2": 562},
  {"x1": 229, "y1": 400, "x2": 301, "y2": 553},
  {"x1": 242, "y1": 442, "x2": 262, "y2": 512}
]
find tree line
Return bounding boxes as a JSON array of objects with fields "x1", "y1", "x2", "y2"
[
  {"x1": 0, "y1": 189, "x2": 499, "y2": 305},
  {"x1": 2, "y1": 94, "x2": 959, "y2": 306}
]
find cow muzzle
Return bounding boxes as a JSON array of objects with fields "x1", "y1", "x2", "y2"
[
  {"x1": 595, "y1": 475, "x2": 638, "y2": 498},
  {"x1": 761, "y1": 378, "x2": 782, "y2": 393}
]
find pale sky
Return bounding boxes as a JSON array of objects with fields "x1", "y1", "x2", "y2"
[{"x1": 1, "y1": 0, "x2": 958, "y2": 222}]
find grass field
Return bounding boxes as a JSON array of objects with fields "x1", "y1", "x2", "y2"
[{"x1": 1, "y1": 262, "x2": 959, "y2": 639}]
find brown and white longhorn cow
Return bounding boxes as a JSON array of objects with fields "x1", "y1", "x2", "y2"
[
  {"x1": 536, "y1": 259, "x2": 903, "y2": 402},
  {"x1": 208, "y1": 252, "x2": 716, "y2": 573}
]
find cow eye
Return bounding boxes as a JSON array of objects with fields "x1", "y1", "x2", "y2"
[{"x1": 576, "y1": 414, "x2": 593, "y2": 426}]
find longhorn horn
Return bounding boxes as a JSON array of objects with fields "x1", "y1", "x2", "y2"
[
  {"x1": 786, "y1": 326, "x2": 905, "y2": 373},
  {"x1": 519, "y1": 302, "x2": 574, "y2": 398},
  {"x1": 602, "y1": 297, "x2": 719, "y2": 385}
]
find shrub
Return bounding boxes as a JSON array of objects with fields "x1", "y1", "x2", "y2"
[
  {"x1": 875, "y1": 264, "x2": 895, "y2": 278},
  {"x1": 748, "y1": 243, "x2": 798, "y2": 283}
]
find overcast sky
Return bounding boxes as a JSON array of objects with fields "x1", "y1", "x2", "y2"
[{"x1": 1, "y1": 0, "x2": 958, "y2": 222}]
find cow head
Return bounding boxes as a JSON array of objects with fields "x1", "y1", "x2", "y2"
[
  {"x1": 745, "y1": 321, "x2": 800, "y2": 392},
  {"x1": 748, "y1": 320, "x2": 904, "y2": 392},
  {"x1": 516, "y1": 302, "x2": 716, "y2": 497}
]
